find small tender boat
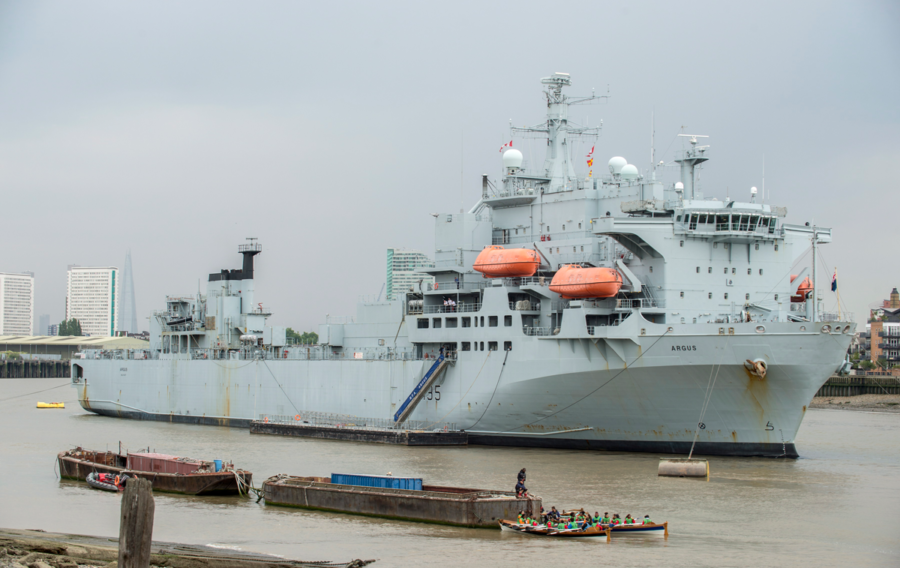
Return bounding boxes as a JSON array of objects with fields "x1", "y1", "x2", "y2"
[
  {"x1": 86, "y1": 472, "x2": 128, "y2": 492},
  {"x1": 473, "y1": 246, "x2": 540, "y2": 278},
  {"x1": 549, "y1": 265, "x2": 623, "y2": 299},
  {"x1": 36, "y1": 402, "x2": 64, "y2": 409}
]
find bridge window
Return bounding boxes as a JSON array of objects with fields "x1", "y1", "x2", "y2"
[
  {"x1": 488, "y1": 341, "x2": 498, "y2": 351},
  {"x1": 504, "y1": 315, "x2": 513, "y2": 326},
  {"x1": 489, "y1": 316, "x2": 498, "y2": 327},
  {"x1": 446, "y1": 318, "x2": 458, "y2": 328},
  {"x1": 689, "y1": 214, "x2": 698, "y2": 230},
  {"x1": 461, "y1": 342, "x2": 471, "y2": 351},
  {"x1": 418, "y1": 319, "x2": 429, "y2": 329},
  {"x1": 433, "y1": 318, "x2": 442, "y2": 328},
  {"x1": 699, "y1": 214, "x2": 708, "y2": 224},
  {"x1": 750, "y1": 215, "x2": 759, "y2": 229},
  {"x1": 716, "y1": 215, "x2": 729, "y2": 231},
  {"x1": 462, "y1": 317, "x2": 471, "y2": 328}
]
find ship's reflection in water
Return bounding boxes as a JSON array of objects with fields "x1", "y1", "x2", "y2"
[{"x1": 1, "y1": 379, "x2": 898, "y2": 568}]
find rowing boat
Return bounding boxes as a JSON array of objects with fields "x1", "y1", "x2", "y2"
[{"x1": 499, "y1": 520, "x2": 668, "y2": 539}]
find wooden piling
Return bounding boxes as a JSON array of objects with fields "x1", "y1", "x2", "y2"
[{"x1": 118, "y1": 477, "x2": 154, "y2": 568}]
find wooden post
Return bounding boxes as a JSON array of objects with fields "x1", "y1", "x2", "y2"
[
  {"x1": 119, "y1": 477, "x2": 154, "y2": 568},
  {"x1": 605, "y1": 527, "x2": 611, "y2": 543}
]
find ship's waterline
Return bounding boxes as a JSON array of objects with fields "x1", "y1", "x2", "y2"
[{"x1": 75, "y1": 320, "x2": 850, "y2": 457}]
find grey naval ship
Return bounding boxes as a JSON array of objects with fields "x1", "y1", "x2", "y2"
[{"x1": 73, "y1": 73, "x2": 854, "y2": 457}]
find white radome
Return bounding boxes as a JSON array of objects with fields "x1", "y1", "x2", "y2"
[
  {"x1": 608, "y1": 156, "x2": 627, "y2": 174},
  {"x1": 751, "y1": 186, "x2": 758, "y2": 194},
  {"x1": 620, "y1": 164, "x2": 639, "y2": 180},
  {"x1": 675, "y1": 182, "x2": 685, "y2": 190},
  {"x1": 502, "y1": 148, "x2": 524, "y2": 169}
]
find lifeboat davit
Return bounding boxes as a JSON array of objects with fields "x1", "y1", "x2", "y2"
[
  {"x1": 549, "y1": 265, "x2": 623, "y2": 299},
  {"x1": 790, "y1": 274, "x2": 813, "y2": 302},
  {"x1": 473, "y1": 246, "x2": 540, "y2": 278}
]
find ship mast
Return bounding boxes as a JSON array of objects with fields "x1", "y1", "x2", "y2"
[{"x1": 510, "y1": 73, "x2": 605, "y2": 192}]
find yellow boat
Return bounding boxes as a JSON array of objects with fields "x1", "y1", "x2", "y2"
[{"x1": 36, "y1": 402, "x2": 64, "y2": 409}]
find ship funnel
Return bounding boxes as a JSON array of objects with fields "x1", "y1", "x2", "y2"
[{"x1": 239, "y1": 239, "x2": 262, "y2": 315}]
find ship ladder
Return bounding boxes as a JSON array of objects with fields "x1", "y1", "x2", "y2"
[{"x1": 393, "y1": 354, "x2": 449, "y2": 423}]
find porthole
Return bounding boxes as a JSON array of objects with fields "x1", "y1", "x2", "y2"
[
  {"x1": 667, "y1": 327, "x2": 674, "y2": 333},
  {"x1": 756, "y1": 325, "x2": 766, "y2": 333},
  {"x1": 821, "y1": 325, "x2": 831, "y2": 334},
  {"x1": 799, "y1": 326, "x2": 807, "y2": 332},
  {"x1": 843, "y1": 325, "x2": 851, "y2": 334}
]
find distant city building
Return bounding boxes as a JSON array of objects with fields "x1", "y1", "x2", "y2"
[
  {"x1": 865, "y1": 287, "x2": 900, "y2": 364},
  {"x1": 38, "y1": 314, "x2": 50, "y2": 336},
  {"x1": 0, "y1": 272, "x2": 35, "y2": 335},
  {"x1": 47, "y1": 323, "x2": 59, "y2": 336},
  {"x1": 66, "y1": 265, "x2": 119, "y2": 337},
  {"x1": 119, "y1": 250, "x2": 138, "y2": 334},
  {"x1": 386, "y1": 248, "x2": 434, "y2": 299}
]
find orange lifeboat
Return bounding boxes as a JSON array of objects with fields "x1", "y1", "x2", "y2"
[
  {"x1": 790, "y1": 274, "x2": 813, "y2": 302},
  {"x1": 549, "y1": 265, "x2": 623, "y2": 299},
  {"x1": 473, "y1": 246, "x2": 540, "y2": 278}
]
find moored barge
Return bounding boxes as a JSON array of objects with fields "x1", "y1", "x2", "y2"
[
  {"x1": 262, "y1": 474, "x2": 540, "y2": 527},
  {"x1": 58, "y1": 448, "x2": 251, "y2": 496}
]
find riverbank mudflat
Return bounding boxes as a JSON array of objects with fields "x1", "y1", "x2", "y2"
[
  {"x1": 0, "y1": 528, "x2": 373, "y2": 568},
  {"x1": 809, "y1": 394, "x2": 900, "y2": 413}
]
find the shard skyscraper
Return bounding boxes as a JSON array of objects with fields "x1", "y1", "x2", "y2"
[{"x1": 119, "y1": 250, "x2": 138, "y2": 334}]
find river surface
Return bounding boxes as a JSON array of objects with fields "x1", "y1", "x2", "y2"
[{"x1": 1, "y1": 379, "x2": 898, "y2": 567}]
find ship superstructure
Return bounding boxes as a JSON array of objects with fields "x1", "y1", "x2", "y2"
[{"x1": 73, "y1": 74, "x2": 854, "y2": 457}]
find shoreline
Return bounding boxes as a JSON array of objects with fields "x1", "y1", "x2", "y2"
[
  {"x1": 809, "y1": 394, "x2": 900, "y2": 413},
  {"x1": 0, "y1": 528, "x2": 373, "y2": 568}
]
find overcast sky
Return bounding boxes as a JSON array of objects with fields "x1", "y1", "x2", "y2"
[{"x1": 1, "y1": 0, "x2": 898, "y2": 332}]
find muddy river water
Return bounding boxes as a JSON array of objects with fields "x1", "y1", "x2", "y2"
[{"x1": 1, "y1": 379, "x2": 898, "y2": 567}]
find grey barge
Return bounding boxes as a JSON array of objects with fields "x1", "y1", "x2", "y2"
[{"x1": 262, "y1": 475, "x2": 540, "y2": 528}]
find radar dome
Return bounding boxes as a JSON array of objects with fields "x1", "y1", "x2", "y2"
[
  {"x1": 675, "y1": 182, "x2": 684, "y2": 191},
  {"x1": 750, "y1": 186, "x2": 758, "y2": 194},
  {"x1": 620, "y1": 164, "x2": 639, "y2": 180},
  {"x1": 502, "y1": 148, "x2": 524, "y2": 169},
  {"x1": 608, "y1": 156, "x2": 627, "y2": 174}
]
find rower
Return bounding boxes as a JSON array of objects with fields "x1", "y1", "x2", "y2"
[
  {"x1": 624, "y1": 514, "x2": 635, "y2": 525},
  {"x1": 643, "y1": 515, "x2": 653, "y2": 525},
  {"x1": 601, "y1": 512, "x2": 611, "y2": 524}
]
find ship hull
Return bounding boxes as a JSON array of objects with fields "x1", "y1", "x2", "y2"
[{"x1": 72, "y1": 322, "x2": 851, "y2": 458}]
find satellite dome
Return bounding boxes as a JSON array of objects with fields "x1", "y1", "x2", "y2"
[
  {"x1": 502, "y1": 148, "x2": 524, "y2": 169},
  {"x1": 675, "y1": 182, "x2": 684, "y2": 191},
  {"x1": 751, "y1": 186, "x2": 758, "y2": 194},
  {"x1": 608, "y1": 156, "x2": 627, "y2": 175},
  {"x1": 620, "y1": 164, "x2": 639, "y2": 180}
]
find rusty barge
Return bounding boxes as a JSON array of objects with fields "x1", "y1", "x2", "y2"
[
  {"x1": 262, "y1": 474, "x2": 540, "y2": 528},
  {"x1": 58, "y1": 448, "x2": 252, "y2": 496}
]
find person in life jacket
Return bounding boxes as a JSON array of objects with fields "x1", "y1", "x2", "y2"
[
  {"x1": 593, "y1": 511, "x2": 601, "y2": 524},
  {"x1": 642, "y1": 515, "x2": 653, "y2": 525},
  {"x1": 624, "y1": 514, "x2": 635, "y2": 525},
  {"x1": 611, "y1": 514, "x2": 621, "y2": 525},
  {"x1": 601, "y1": 512, "x2": 611, "y2": 524},
  {"x1": 517, "y1": 513, "x2": 525, "y2": 524}
]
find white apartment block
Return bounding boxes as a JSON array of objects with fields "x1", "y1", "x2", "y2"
[
  {"x1": 0, "y1": 272, "x2": 35, "y2": 335},
  {"x1": 386, "y1": 248, "x2": 434, "y2": 299},
  {"x1": 66, "y1": 266, "x2": 119, "y2": 337}
]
